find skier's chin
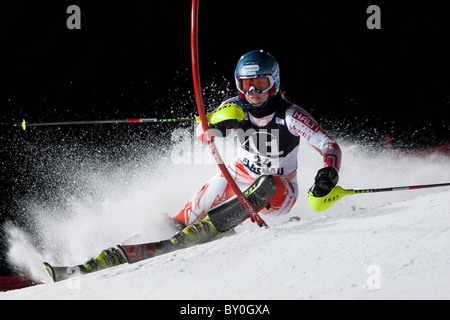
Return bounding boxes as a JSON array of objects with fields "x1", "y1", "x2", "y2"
[
  {"x1": 250, "y1": 102, "x2": 265, "y2": 108},
  {"x1": 246, "y1": 98, "x2": 266, "y2": 108}
]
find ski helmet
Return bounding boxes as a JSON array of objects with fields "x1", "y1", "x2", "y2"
[{"x1": 234, "y1": 50, "x2": 280, "y2": 107}]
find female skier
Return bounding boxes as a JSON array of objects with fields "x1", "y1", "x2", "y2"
[
  {"x1": 170, "y1": 49, "x2": 342, "y2": 234},
  {"x1": 69, "y1": 50, "x2": 343, "y2": 273}
]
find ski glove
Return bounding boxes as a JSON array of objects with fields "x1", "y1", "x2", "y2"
[
  {"x1": 210, "y1": 119, "x2": 241, "y2": 137},
  {"x1": 310, "y1": 167, "x2": 339, "y2": 197}
]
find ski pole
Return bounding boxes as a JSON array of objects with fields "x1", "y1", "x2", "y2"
[
  {"x1": 14, "y1": 105, "x2": 246, "y2": 131},
  {"x1": 352, "y1": 182, "x2": 450, "y2": 193},
  {"x1": 14, "y1": 117, "x2": 197, "y2": 130},
  {"x1": 308, "y1": 182, "x2": 450, "y2": 212}
]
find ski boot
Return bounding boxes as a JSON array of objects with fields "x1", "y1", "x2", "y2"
[
  {"x1": 82, "y1": 247, "x2": 128, "y2": 273},
  {"x1": 159, "y1": 215, "x2": 236, "y2": 253},
  {"x1": 170, "y1": 215, "x2": 220, "y2": 246}
]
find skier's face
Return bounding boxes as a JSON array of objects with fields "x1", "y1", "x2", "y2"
[{"x1": 245, "y1": 90, "x2": 270, "y2": 107}]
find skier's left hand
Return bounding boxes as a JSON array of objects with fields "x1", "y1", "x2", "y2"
[{"x1": 310, "y1": 167, "x2": 339, "y2": 197}]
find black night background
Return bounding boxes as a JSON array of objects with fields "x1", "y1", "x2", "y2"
[{"x1": 1, "y1": 1, "x2": 449, "y2": 276}]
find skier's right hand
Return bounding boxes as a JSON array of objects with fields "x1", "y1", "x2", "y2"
[
  {"x1": 210, "y1": 119, "x2": 241, "y2": 137},
  {"x1": 196, "y1": 103, "x2": 245, "y2": 141}
]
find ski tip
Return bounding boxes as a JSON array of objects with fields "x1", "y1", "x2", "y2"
[{"x1": 43, "y1": 262, "x2": 56, "y2": 282}]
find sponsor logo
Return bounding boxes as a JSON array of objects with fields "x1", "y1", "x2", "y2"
[
  {"x1": 271, "y1": 64, "x2": 280, "y2": 81},
  {"x1": 275, "y1": 117, "x2": 285, "y2": 125},
  {"x1": 323, "y1": 194, "x2": 340, "y2": 203},
  {"x1": 242, "y1": 65, "x2": 260, "y2": 72},
  {"x1": 290, "y1": 124, "x2": 307, "y2": 138},
  {"x1": 292, "y1": 110, "x2": 320, "y2": 133}
]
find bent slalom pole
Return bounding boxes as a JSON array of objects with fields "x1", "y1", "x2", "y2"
[
  {"x1": 308, "y1": 182, "x2": 450, "y2": 212},
  {"x1": 190, "y1": 0, "x2": 266, "y2": 227}
]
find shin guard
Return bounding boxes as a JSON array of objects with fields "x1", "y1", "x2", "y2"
[{"x1": 208, "y1": 175, "x2": 277, "y2": 232}]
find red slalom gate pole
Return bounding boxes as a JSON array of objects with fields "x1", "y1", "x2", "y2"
[{"x1": 190, "y1": 0, "x2": 267, "y2": 227}]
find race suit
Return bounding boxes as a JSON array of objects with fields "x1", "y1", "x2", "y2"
[{"x1": 173, "y1": 96, "x2": 342, "y2": 227}]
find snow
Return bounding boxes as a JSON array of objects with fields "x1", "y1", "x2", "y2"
[{"x1": 1, "y1": 138, "x2": 450, "y2": 300}]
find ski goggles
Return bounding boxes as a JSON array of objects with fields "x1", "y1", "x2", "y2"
[{"x1": 237, "y1": 76, "x2": 272, "y2": 94}]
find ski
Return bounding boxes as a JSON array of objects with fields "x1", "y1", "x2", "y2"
[
  {"x1": 43, "y1": 262, "x2": 88, "y2": 282},
  {"x1": 119, "y1": 242, "x2": 162, "y2": 263},
  {"x1": 42, "y1": 241, "x2": 169, "y2": 282}
]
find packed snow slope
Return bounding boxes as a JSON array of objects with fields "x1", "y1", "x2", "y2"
[
  {"x1": 1, "y1": 136, "x2": 450, "y2": 299},
  {"x1": 2, "y1": 190, "x2": 450, "y2": 300}
]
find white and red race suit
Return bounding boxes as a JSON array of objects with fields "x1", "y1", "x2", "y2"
[{"x1": 173, "y1": 96, "x2": 342, "y2": 227}]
